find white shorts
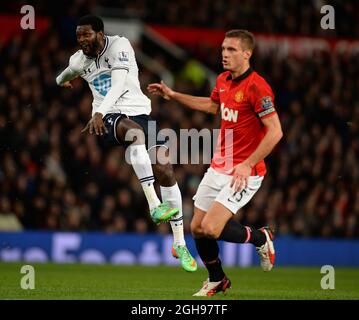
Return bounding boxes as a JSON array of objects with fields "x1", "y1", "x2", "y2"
[{"x1": 193, "y1": 167, "x2": 264, "y2": 214}]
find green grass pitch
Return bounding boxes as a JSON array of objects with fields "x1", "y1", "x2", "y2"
[{"x1": 0, "y1": 263, "x2": 358, "y2": 300}]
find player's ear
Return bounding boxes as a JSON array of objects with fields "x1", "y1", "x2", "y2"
[
  {"x1": 97, "y1": 30, "x2": 104, "y2": 40},
  {"x1": 244, "y1": 50, "x2": 252, "y2": 60}
]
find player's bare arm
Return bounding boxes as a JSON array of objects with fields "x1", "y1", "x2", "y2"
[
  {"x1": 147, "y1": 81, "x2": 219, "y2": 114},
  {"x1": 230, "y1": 113, "x2": 283, "y2": 191}
]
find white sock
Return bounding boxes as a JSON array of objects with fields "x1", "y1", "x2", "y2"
[
  {"x1": 129, "y1": 144, "x2": 161, "y2": 210},
  {"x1": 160, "y1": 183, "x2": 186, "y2": 246}
]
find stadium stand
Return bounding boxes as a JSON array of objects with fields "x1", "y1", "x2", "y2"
[{"x1": 0, "y1": 0, "x2": 358, "y2": 238}]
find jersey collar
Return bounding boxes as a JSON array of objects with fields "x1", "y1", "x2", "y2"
[
  {"x1": 226, "y1": 67, "x2": 253, "y2": 82},
  {"x1": 98, "y1": 36, "x2": 109, "y2": 58}
]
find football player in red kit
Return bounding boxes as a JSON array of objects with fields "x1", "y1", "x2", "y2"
[{"x1": 148, "y1": 29, "x2": 283, "y2": 296}]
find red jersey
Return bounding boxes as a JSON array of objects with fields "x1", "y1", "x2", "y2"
[{"x1": 210, "y1": 68, "x2": 276, "y2": 176}]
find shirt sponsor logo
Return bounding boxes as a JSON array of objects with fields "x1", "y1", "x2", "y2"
[
  {"x1": 92, "y1": 74, "x2": 112, "y2": 96},
  {"x1": 221, "y1": 103, "x2": 238, "y2": 123}
]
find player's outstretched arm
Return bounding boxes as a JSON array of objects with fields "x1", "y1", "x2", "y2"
[
  {"x1": 147, "y1": 81, "x2": 219, "y2": 115},
  {"x1": 56, "y1": 66, "x2": 80, "y2": 89}
]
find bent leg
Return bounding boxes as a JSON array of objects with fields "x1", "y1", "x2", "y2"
[
  {"x1": 152, "y1": 147, "x2": 186, "y2": 245},
  {"x1": 116, "y1": 118, "x2": 161, "y2": 211},
  {"x1": 202, "y1": 200, "x2": 266, "y2": 246},
  {"x1": 202, "y1": 176, "x2": 267, "y2": 246},
  {"x1": 116, "y1": 117, "x2": 146, "y2": 146},
  {"x1": 151, "y1": 148, "x2": 176, "y2": 187},
  {"x1": 200, "y1": 201, "x2": 233, "y2": 239}
]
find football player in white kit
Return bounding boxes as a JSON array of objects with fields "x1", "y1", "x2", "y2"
[{"x1": 56, "y1": 15, "x2": 197, "y2": 272}]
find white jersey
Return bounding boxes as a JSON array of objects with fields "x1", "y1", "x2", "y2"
[{"x1": 68, "y1": 35, "x2": 151, "y2": 116}]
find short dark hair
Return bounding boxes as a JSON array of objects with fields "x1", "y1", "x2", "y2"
[
  {"x1": 77, "y1": 15, "x2": 104, "y2": 32},
  {"x1": 225, "y1": 29, "x2": 255, "y2": 51}
]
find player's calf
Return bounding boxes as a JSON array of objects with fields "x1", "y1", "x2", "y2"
[{"x1": 152, "y1": 161, "x2": 176, "y2": 187}]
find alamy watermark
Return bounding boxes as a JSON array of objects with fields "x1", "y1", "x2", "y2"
[
  {"x1": 20, "y1": 5, "x2": 35, "y2": 30},
  {"x1": 20, "y1": 265, "x2": 35, "y2": 289},
  {"x1": 123, "y1": 122, "x2": 234, "y2": 170},
  {"x1": 321, "y1": 5, "x2": 335, "y2": 30},
  {"x1": 320, "y1": 265, "x2": 335, "y2": 290}
]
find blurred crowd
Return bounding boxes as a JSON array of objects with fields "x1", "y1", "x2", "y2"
[
  {"x1": 2, "y1": 0, "x2": 359, "y2": 38},
  {"x1": 0, "y1": 2, "x2": 359, "y2": 238}
]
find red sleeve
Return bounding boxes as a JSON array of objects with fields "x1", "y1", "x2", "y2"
[
  {"x1": 249, "y1": 78, "x2": 276, "y2": 119},
  {"x1": 210, "y1": 78, "x2": 220, "y2": 103}
]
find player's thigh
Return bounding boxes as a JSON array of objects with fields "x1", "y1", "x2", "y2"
[
  {"x1": 201, "y1": 175, "x2": 264, "y2": 238},
  {"x1": 200, "y1": 202, "x2": 233, "y2": 239},
  {"x1": 192, "y1": 168, "x2": 227, "y2": 214},
  {"x1": 190, "y1": 206, "x2": 206, "y2": 237},
  {"x1": 215, "y1": 175, "x2": 264, "y2": 215},
  {"x1": 128, "y1": 114, "x2": 167, "y2": 151},
  {"x1": 116, "y1": 117, "x2": 146, "y2": 145}
]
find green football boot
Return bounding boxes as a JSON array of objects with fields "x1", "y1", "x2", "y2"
[
  {"x1": 172, "y1": 244, "x2": 198, "y2": 272},
  {"x1": 150, "y1": 202, "x2": 179, "y2": 224}
]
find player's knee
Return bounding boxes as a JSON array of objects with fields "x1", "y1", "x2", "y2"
[
  {"x1": 201, "y1": 220, "x2": 220, "y2": 239},
  {"x1": 153, "y1": 163, "x2": 175, "y2": 186},
  {"x1": 128, "y1": 129, "x2": 145, "y2": 145},
  {"x1": 117, "y1": 118, "x2": 145, "y2": 145},
  {"x1": 190, "y1": 220, "x2": 203, "y2": 238}
]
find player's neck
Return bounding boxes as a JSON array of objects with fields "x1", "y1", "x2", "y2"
[
  {"x1": 94, "y1": 37, "x2": 106, "y2": 57},
  {"x1": 231, "y1": 63, "x2": 251, "y2": 79}
]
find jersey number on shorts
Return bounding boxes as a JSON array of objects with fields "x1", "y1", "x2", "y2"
[{"x1": 228, "y1": 188, "x2": 248, "y2": 203}]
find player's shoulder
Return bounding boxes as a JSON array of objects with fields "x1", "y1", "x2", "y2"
[
  {"x1": 108, "y1": 35, "x2": 132, "y2": 49},
  {"x1": 69, "y1": 49, "x2": 84, "y2": 62},
  {"x1": 69, "y1": 49, "x2": 87, "y2": 72},
  {"x1": 250, "y1": 70, "x2": 272, "y2": 88},
  {"x1": 246, "y1": 70, "x2": 275, "y2": 100}
]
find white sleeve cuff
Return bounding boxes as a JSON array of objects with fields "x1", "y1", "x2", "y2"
[{"x1": 56, "y1": 66, "x2": 79, "y2": 86}]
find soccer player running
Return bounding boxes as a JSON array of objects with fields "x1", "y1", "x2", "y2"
[
  {"x1": 148, "y1": 30, "x2": 283, "y2": 296},
  {"x1": 56, "y1": 15, "x2": 197, "y2": 272}
]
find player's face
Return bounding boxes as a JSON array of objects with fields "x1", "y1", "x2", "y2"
[
  {"x1": 76, "y1": 25, "x2": 103, "y2": 57},
  {"x1": 221, "y1": 37, "x2": 251, "y2": 72}
]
